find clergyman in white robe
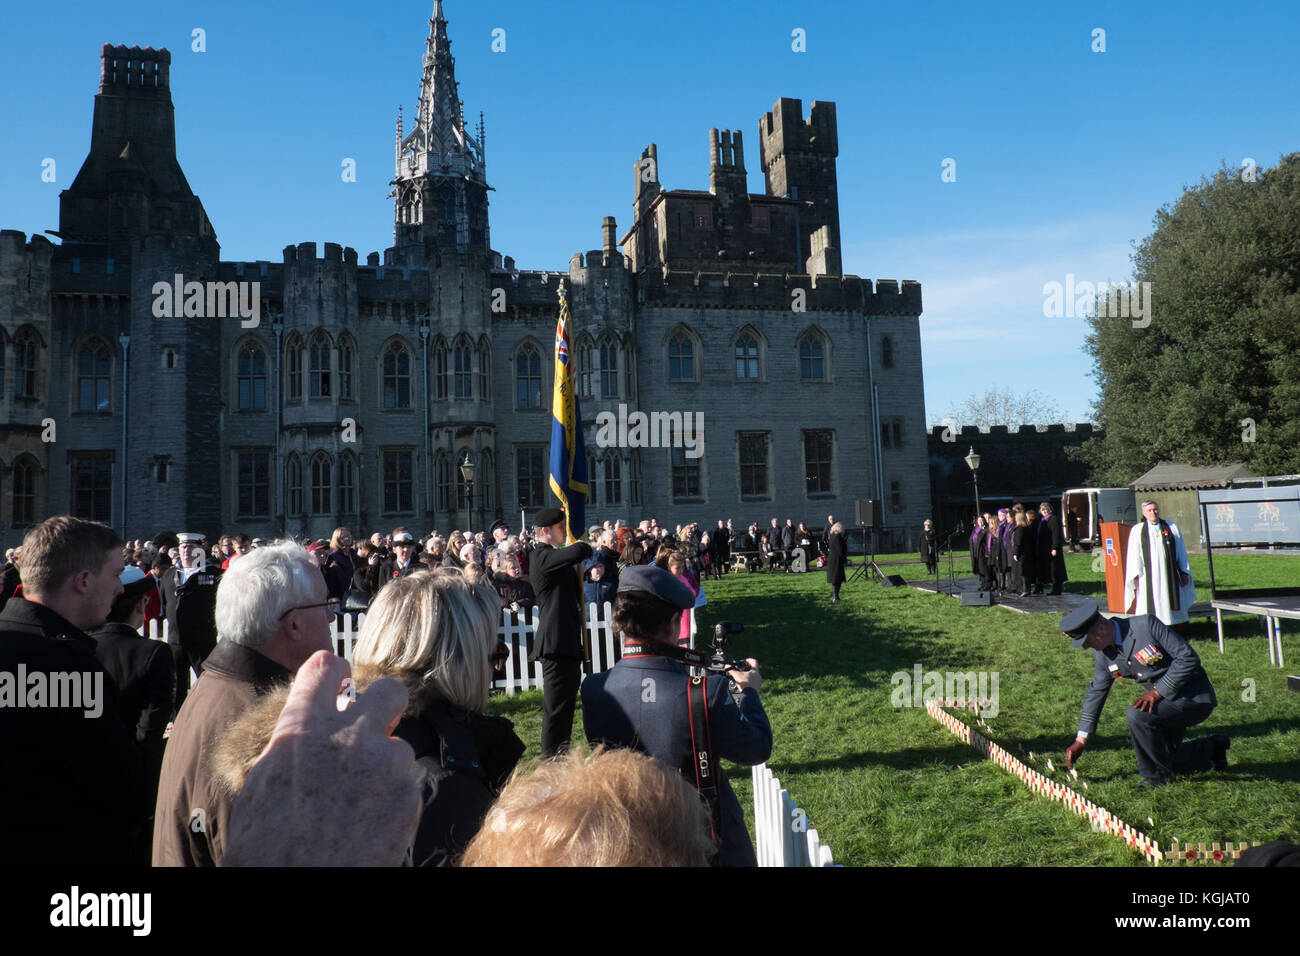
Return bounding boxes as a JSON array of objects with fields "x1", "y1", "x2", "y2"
[{"x1": 1124, "y1": 517, "x2": 1196, "y2": 626}]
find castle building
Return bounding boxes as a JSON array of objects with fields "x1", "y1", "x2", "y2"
[{"x1": 0, "y1": 2, "x2": 930, "y2": 548}]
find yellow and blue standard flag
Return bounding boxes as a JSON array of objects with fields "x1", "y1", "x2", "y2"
[{"x1": 548, "y1": 281, "x2": 587, "y2": 543}]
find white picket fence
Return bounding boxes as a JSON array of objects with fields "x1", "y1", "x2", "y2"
[
  {"x1": 144, "y1": 603, "x2": 623, "y2": 693},
  {"x1": 751, "y1": 763, "x2": 837, "y2": 866}
]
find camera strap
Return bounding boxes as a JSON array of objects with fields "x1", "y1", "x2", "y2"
[
  {"x1": 619, "y1": 639, "x2": 709, "y2": 669},
  {"x1": 687, "y1": 674, "x2": 723, "y2": 846}
]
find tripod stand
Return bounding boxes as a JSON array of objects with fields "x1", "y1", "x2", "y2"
[
  {"x1": 847, "y1": 523, "x2": 870, "y2": 583},
  {"x1": 941, "y1": 523, "x2": 965, "y2": 593}
]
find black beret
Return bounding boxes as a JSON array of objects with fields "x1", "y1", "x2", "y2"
[
  {"x1": 490, "y1": 519, "x2": 510, "y2": 535},
  {"x1": 1060, "y1": 599, "x2": 1103, "y2": 646},
  {"x1": 617, "y1": 565, "x2": 695, "y2": 610},
  {"x1": 535, "y1": 507, "x2": 565, "y2": 528}
]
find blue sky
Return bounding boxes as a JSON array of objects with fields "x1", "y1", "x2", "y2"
[{"x1": 3, "y1": 0, "x2": 1296, "y2": 425}]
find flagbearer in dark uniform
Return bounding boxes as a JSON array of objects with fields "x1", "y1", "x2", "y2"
[
  {"x1": 159, "y1": 532, "x2": 223, "y2": 712},
  {"x1": 1061, "y1": 600, "x2": 1229, "y2": 787},
  {"x1": 528, "y1": 506, "x2": 593, "y2": 757}
]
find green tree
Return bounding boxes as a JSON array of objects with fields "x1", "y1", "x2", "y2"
[{"x1": 1078, "y1": 154, "x2": 1300, "y2": 485}]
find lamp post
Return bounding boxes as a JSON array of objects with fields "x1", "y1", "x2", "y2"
[
  {"x1": 460, "y1": 452, "x2": 476, "y2": 533},
  {"x1": 964, "y1": 446, "x2": 982, "y2": 518}
]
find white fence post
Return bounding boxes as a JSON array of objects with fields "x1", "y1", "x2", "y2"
[{"x1": 750, "y1": 762, "x2": 837, "y2": 867}]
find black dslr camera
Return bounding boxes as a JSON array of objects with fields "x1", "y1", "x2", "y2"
[{"x1": 707, "y1": 621, "x2": 750, "y2": 674}]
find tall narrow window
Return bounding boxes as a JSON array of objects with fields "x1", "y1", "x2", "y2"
[
  {"x1": 629, "y1": 450, "x2": 642, "y2": 507},
  {"x1": 453, "y1": 337, "x2": 473, "y2": 399},
  {"x1": 516, "y1": 446, "x2": 545, "y2": 507},
  {"x1": 434, "y1": 339, "x2": 448, "y2": 400},
  {"x1": 286, "y1": 335, "x2": 302, "y2": 401},
  {"x1": 624, "y1": 337, "x2": 635, "y2": 398},
  {"x1": 881, "y1": 335, "x2": 895, "y2": 369},
  {"x1": 310, "y1": 453, "x2": 332, "y2": 514},
  {"x1": 339, "y1": 337, "x2": 354, "y2": 399},
  {"x1": 15, "y1": 333, "x2": 37, "y2": 398},
  {"x1": 738, "y1": 432, "x2": 770, "y2": 498},
  {"x1": 384, "y1": 343, "x2": 412, "y2": 409},
  {"x1": 77, "y1": 341, "x2": 111, "y2": 412},
  {"x1": 890, "y1": 480, "x2": 904, "y2": 513},
  {"x1": 479, "y1": 449, "x2": 494, "y2": 512},
  {"x1": 238, "y1": 452, "x2": 270, "y2": 517},
  {"x1": 577, "y1": 337, "x2": 594, "y2": 399},
  {"x1": 734, "y1": 334, "x2": 759, "y2": 380},
  {"x1": 603, "y1": 453, "x2": 622, "y2": 506},
  {"x1": 286, "y1": 455, "x2": 303, "y2": 515},
  {"x1": 70, "y1": 455, "x2": 113, "y2": 522},
  {"x1": 516, "y1": 344, "x2": 542, "y2": 409},
  {"x1": 12, "y1": 457, "x2": 37, "y2": 526},
  {"x1": 478, "y1": 341, "x2": 491, "y2": 401},
  {"x1": 671, "y1": 447, "x2": 701, "y2": 501},
  {"x1": 436, "y1": 452, "x2": 452, "y2": 512},
  {"x1": 668, "y1": 334, "x2": 694, "y2": 381},
  {"x1": 238, "y1": 343, "x2": 267, "y2": 410},
  {"x1": 799, "y1": 334, "x2": 825, "y2": 380},
  {"x1": 339, "y1": 453, "x2": 356, "y2": 514},
  {"x1": 599, "y1": 335, "x2": 619, "y2": 398},
  {"x1": 803, "y1": 430, "x2": 833, "y2": 494},
  {"x1": 309, "y1": 332, "x2": 332, "y2": 397},
  {"x1": 383, "y1": 450, "x2": 414, "y2": 513}
]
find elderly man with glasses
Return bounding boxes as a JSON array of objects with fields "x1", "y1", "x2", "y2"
[{"x1": 153, "y1": 541, "x2": 337, "y2": 867}]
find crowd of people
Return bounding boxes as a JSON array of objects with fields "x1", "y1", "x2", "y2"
[
  {"x1": 0, "y1": 508, "x2": 796, "y2": 868},
  {"x1": 966, "y1": 501, "x2": 1069, "y2": 596}
]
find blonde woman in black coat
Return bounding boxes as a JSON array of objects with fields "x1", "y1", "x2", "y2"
[{"x1": 825, "y1": 522, "x2": 847, "y2": 603}]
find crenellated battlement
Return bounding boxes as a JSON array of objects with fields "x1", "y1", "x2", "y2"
[
  {"x1": 636, "y1": 270, "x2": 921, "y2": 314},
  {"x1": 281, "y1": 242, "x2": 360, "y2": 267},
  {"x1": 99, "y1": 44, "x2": 171, "y2": 94},
  {"x1": 0, "y1": 230, "x2": 55, "y2": 264},
  {"x1": 759, "y1": 98, "x2": 838, "y2": 161},
  {"x1": 928, "y1": 423, "x2": 1098, "y2": 438},
  {"x1": 569, "y1": 251, "x2": 630, "y2": 271}
]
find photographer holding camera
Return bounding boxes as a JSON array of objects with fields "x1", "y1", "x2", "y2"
[{"x1": 582, "y1": 565, "x2": 772, "y2": 866}]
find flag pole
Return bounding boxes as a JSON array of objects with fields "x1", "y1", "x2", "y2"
[{"x1": 549, "y1": 279, "x2": 591, "y2": 668}]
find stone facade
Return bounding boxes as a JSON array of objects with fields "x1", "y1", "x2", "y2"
[{"x1": 0, "y1": 3, "x2": 930, "y2": 550}]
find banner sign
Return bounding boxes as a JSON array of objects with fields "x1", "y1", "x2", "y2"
[{"x1": 1199, "y1": 487, "x2": 1300, "y2": 545}]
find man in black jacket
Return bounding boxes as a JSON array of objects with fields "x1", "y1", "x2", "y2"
[
  {"x1": 91, "y1": 565, "x2": 174, "y2": 864},
  {"x1": 159, "y1": 532, "x2": 222, "y2": 711},
  {"x1": 527, "y1": 507, "x2": 592, "y2": 757},
  {"x1": 0, "y1": 515, "x2": 145, "y2": 866}
]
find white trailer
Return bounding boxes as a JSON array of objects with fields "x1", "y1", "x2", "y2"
[{"x1": 1060, "y1": 488, "x2": 1136, "y2": 549}]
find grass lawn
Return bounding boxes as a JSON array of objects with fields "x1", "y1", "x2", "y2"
[{"x1": 487, "y1": 552, "x2": 1300, "y2": 865}]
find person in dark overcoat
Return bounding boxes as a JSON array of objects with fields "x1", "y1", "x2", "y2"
[
  {"x1": 1038, "y1": 501, "x2": 1068, "y2": 595},
  {"x1": 527, "y1": 507, "x2": 593, "y2": 758},
  {"x1": 969, "y1": 516, "x2": 985, "y2": 575},
  {"x1": 919, "y1": 520, "x2": 938, "y2": 575},
  {"x1": 825, "y1": 521, "x2": 847, "y2": 602}
]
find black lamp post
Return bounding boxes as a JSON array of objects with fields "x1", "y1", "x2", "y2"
[
  {"x1": 460, "y1": 452, "x2": 476, "y2": 531},
  {"x1": 965, "y1": 446, "x2": 982, "y2": 518}
]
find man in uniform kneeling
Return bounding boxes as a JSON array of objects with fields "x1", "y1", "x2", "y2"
[{"x1": 1062, "y1": 600, "x2": 1228, "y2": 787}]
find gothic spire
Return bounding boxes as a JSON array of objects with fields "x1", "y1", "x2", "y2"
[{"x1": 398, "y1": 0, "x2": 485, "y2": 183}]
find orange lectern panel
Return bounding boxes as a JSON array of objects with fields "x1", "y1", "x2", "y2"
[{"x1": 1099, "y1": 521, "x2": 1133, "y2": 613}]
